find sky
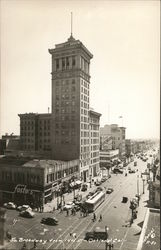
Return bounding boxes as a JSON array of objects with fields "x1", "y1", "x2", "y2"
[{"x1": 0, "y1": 0, "x2": 160, "y2": 139}]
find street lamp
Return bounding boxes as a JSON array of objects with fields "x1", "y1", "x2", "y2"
[{"x1": 142, "y1": 176, "x2": 146, "y2": 194}]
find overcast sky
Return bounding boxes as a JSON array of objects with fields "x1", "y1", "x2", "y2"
[{"x1": 0, "y1": 0, "x2": 160, "y2": 139}]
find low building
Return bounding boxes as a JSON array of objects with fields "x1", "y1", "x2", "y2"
[
  {"x1": 0, "y1": 157, "x2": 79, "y2": 206},
  {"x1": 0, "y1": 134, "x2": 20, "y2": 155},
  {"x1": 100, "y1": 124, "x2": 126, "y2": 159},
  {"x1": 100, "y1": 149, "x2": 119, "y2": 175}
]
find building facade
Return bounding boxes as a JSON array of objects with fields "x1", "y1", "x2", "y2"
[
  {"x1": 18, "y1": 113, "x2": 52, "y2": 154},
  {"x1": 16, "y1": 34, "x2": 101, "y2": 183},
  {"x1": 49, "y1": 35, "x2": 93, "y2": 185},
  {"x1": 100, "y1": 124, "x2": 126, "y2": 158},
  {"x1": 0, "y1": 157, "x2": 79, "y2": 206},
  {"x1": 89, "y1": 110, "x2": 101, "y2": 179}
]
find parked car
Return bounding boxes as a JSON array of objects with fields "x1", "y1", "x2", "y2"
[
  {"x1": 41, "y1": 217, "x2": 58, "y2": 225},
  {"x1": 19, "y1": 210, "x2": 35, "y2": 218},
  {"x1": 122, "y1": 196, "x2": 128, "y2": 203},
  {"x1": 81, "y1": 184, "x2": 88, "y2": 191},
  {"x1": 95, "y1": 181, "x2": 101, "y2": 186},
  {"x1": 63, "y1": 202, "x2": 75, "y2": 210},
  {"x1": 84, "y1": 227, "x2": 108, "y2": 241},
  {"x1": 113, "y1": 168, "x2": 123, "y2": 174},
  {"x1": 3, "y1": 202, "x2": 16, "y2": 209},
  {"x1": 17, "y1": 205, "x2": 32, "y2": 212},
  {"x1": 129, "y1": 169, "x2": 136, "y2": 173},
  {"x1": 101, "y1": 177, "x2": 107, "y2": 183},
  {"x1": 106, "y1": 188, "x2": 114, "y2": 194},
  {"x1": 96, "y1": 187, "x2": 104, "y2": 192}
]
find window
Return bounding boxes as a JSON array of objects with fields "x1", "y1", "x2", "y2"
[
  {"x1": 56, "y1": 59, "x2": 59, "y2": 70},
  {"x1": 62, "y1": 58, "x2": 65, "y2": 70},
  {"x1": 66, "y1": 57, "x2": 69, "y2": 69},
  {"x1": 72, "y1": 56, "x2": 76, "y2": 67}
]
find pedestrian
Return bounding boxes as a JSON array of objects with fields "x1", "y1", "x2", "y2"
[
  {"x1": 99, "y1": 214, "x2": 102, "y2": 222},
  {"x1": 66, "y1": 209, "x2": 69, "y2": 216},
  {"x1": 129, "y1": 217, "x2": 133, "y2": 227},
  {"x1": 33, "y1": 240, "x2": 37, "y2": 249},
  {"x1": 93, "y1": 212, "x2": 96, "y2": 222},
  {"x1": 108, "y1": 242, "x2": 114, "y2": 249},
  {"x1": 21, "y1": 242, "x2": 27, "y2": 250},
  {"x1": 42, "y1": 206, "x2": 44, "y2": 213}
]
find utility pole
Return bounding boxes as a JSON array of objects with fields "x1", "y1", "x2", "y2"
[
  {"x1": 137, "y1": 174, "x2": 139, "y2": 196},
  {"x1": 142, "y1": 179, "x2": 145, "y2": 194}
]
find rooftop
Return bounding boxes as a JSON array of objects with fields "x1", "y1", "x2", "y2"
[{"x1": 0, "y1": 157, "x2": 79, "y2": 168}]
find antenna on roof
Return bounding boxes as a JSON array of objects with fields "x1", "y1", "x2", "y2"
[{"x1": 71, "y1": 12, "x2": 73, "y2": 36}]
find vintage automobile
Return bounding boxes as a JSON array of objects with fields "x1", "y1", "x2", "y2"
[
  {"x1": 17, "y1": 205, "x2": 32, "y2": 212},
  {"x1": 3, "y1": 202, "x2": 16, "y2": 209},
  {"x1": 41, "y1": 217, "x2": 58, "y2": 225},
  {"x1": 81, "y1": 184, "x2": 88, "y2": 191},
  {"x1": 19, "y1": 210, "x2": 35, "y2": 218},
  {"x1": 84, "y1": 227, "x2": 108, "y2": 241},
  {"x1": 106, "y1": 188, "x2": 114, "y2": 194}
]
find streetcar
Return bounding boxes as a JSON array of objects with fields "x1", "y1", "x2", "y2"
[{"x1": 84, "y1": 191, "x2": 106, "y2": 212}]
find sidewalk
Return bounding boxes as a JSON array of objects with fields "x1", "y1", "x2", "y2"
[
  {"x1": 43, "y1": 176, "x2": 103, "y2": 212},
  {"x1": 120, "y1": 182, "x2": 150, "y2": 250}
]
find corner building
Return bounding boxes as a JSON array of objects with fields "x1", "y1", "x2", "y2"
[{"x1": 49, "y1": 35, "x2": 93, "y2": 182}]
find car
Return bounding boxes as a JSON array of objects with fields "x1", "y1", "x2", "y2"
[
  {"x1": 81, "y1": 184, "x2": 88, "y2": 191},
  {"x1": 41, "y1": 217, "x2": 58, "y2": 225},
  {"x1": 19, "y1": 210, "x2": 35, "y2": 218},
  {"x1": 96, "y1": 187, "x2": 104, "y2": 192},
  {"x1": 113, "y1": 168, "x2": 123, "y2": 174},
  {"x1": 63, "y1": 201, "x2": 75, "y2": 210},
  {"x1": 84, "y1": 227, "x2": 108, "y2": 241},
  {"x1": 17, "y1": 205, "x2": 32, "y2": 212},
  {"x1": 122, "y1": 196, "x2": 128, "y2": 203},
  {"x1": 3, "y1": 202, "x2": 16, "y2": 209},
  {"x1": 129, "y1": 169, "x2": 136, "y2": 173},
  {"x1": 95, "y1": 181, "x2": 101, "y2": 186},
  {"x1": 106, "y1": 188, "x2": 114, "y2": 194},
  {"x1": 101, "y1": 177, "x2": 107, "y2": 183}
]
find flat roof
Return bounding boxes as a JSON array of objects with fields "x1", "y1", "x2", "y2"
[{"x1": 0, "y1": 157, "x2": 79, "y2": 169}]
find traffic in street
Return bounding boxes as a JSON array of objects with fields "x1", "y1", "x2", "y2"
[{"x1": 3, "y1": 150, "x2": 155, "y2": 250}]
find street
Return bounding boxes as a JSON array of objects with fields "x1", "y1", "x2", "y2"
[{"x1": 5, "y1": 156, "x2": 150, "y2": 250}]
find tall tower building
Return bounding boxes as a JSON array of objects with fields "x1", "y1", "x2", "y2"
[{"x1": 49, "y1": 34, "x2": 93, "y2": 181}]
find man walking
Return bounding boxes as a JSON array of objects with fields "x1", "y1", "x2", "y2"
[
  {"x1": 93, "y1": 212, "x2": 96, "y2": 222},
  {"x1": 99, "y1": 214, "x2": 102, "y2": 222}
]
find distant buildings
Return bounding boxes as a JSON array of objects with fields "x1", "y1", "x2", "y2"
[
  {"x1": 0, "y1": 134, "x2": 20, "y2": 155},
  {"x1": 100, "y1": 124, "x2": 126, "y2": 159}
]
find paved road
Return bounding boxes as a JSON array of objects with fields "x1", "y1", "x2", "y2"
[{"x1": 4, "y1": 154, "x2": 150, "y2": 250}]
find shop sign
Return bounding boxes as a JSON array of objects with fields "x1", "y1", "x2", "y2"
[{"x1": 14, "y1": 185, "x2": 33, "y2": 195}]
